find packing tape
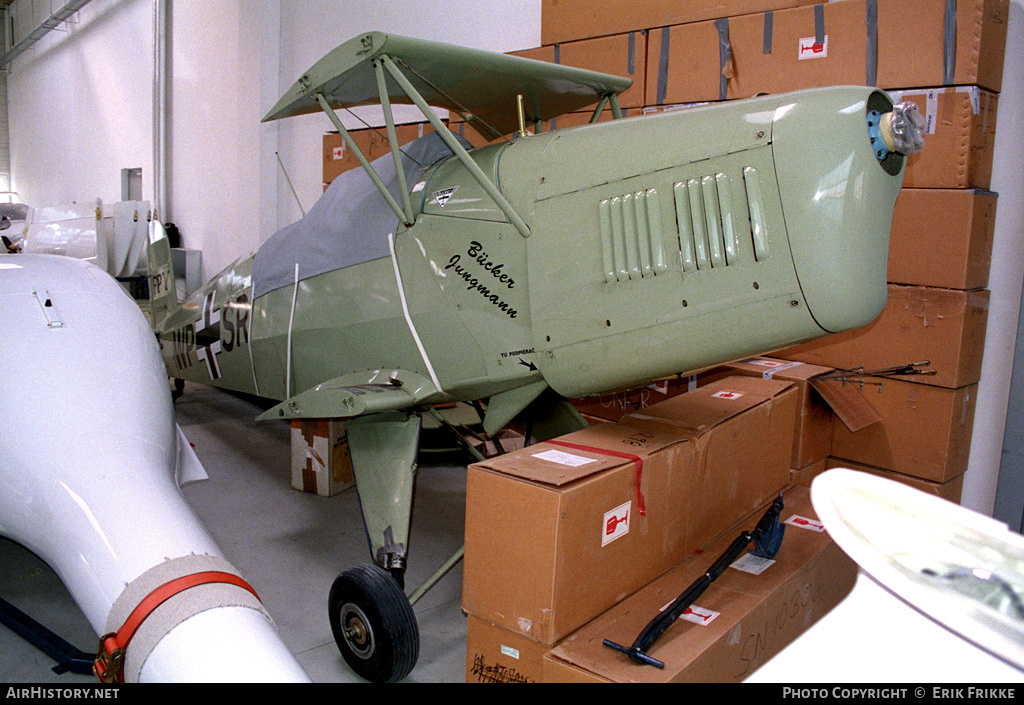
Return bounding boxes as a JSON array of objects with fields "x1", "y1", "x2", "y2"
[
  {"x1": 627, "y1": 31, "x2": 636, "y2": 75},
  {"x1": 866, "y1": 0, "x2": 878, "y2": 86},
  {"x1": 546, "y1": 439, "x2": 647, "y2": 516},
  {"x1": 656, "y1": 26, "x2": 670, "y2": 105},
  {"x1": 714, "y1": 17, "x2": 732, "y2": 102},
  {"x1": 944, "y1": 0, "x2": 957, "y2": 85}
]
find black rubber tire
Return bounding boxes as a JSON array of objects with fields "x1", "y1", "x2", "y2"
[{"x1": 328, "y1": 563, "x2": 419, "y2": 683}]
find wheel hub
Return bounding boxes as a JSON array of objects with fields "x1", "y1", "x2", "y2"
[{"x1": 340, "y1": 603, "x2": 375, "y2": 659}]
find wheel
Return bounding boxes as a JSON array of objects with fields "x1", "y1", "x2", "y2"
[{"x1": 328, "y1": 563, "x2": 419, "y2": 683}]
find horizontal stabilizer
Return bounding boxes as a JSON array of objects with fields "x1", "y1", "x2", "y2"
[{"x1": 256, "y1": 369, "x2": 441, "y2": 422}]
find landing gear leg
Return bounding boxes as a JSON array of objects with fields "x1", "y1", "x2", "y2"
[{"x1": 331, "y1": 412, "x2": 421, "y2": 682}]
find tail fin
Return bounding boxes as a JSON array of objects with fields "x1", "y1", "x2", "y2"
[{"x1": 146, "y1": 217, "x2": 179, "y2": 328}]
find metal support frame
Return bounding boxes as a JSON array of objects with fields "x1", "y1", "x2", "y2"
[
  {"x1": 314, "y1": 92, "x2": 410, "y2": 227},
  {"x1": 0, "y1": 0, "x2": 96, "y2": 69},
  {"x1": 0, "y1": 595, "x2": 93, "y2": 675},
  {"x1": 312, "y1": 53, "x2": 625, "y2": 240},
  {"x1": 373, "y1": 59, "x2": 415, "y2": 226},
  {"x1": 609, "y1": 93, "x2": 624, "y2": 119},
  {"x1": 588, "y1": 93, "x2": 624, "y2": 123},
  {"x1": 380, "y1": 54, "x2": 532, "y2": 239}
]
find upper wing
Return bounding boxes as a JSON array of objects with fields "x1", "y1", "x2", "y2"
[{"x1": 262, "y1": 31, "x2": 632, "y2": 136}]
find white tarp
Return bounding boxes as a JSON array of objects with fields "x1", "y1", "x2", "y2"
[
  {"x1": 252, "y1": 131, "x2": 463, "y2": 300},
  {"x1": 20, "y1": 199, "x2": 151, "y2": 278}
]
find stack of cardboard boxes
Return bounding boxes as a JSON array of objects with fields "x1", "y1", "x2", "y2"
[
  {"x1": 464, "y1": 376, "x2": 859, "y2": 681},
  {"x1": 772, "y1": 0, "x2": 1005, "y2": 502},
  {"x1": 525, "y1": 0, "x2": 1006, "y2": 505},
  {"x1": 461, "y1": 0, "x2": 1009, "y2": 683}
]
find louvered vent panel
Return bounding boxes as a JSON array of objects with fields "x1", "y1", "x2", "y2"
[
  {"x1": 599, "y1": 188, "x2": 669, "y2": 283},
  {"x1": 673, "y1": 170, "x2": 766, "y2": 270}
]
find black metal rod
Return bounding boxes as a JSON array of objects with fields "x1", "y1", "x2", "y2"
[
  {"x1": 603, "y1": 496, "x2": 785, "y2": 668},
  {"x1": 0, "y1": 596, "x2": 95, "y2": 675}
]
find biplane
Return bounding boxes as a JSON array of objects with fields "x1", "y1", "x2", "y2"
[{"x1": 148, "y1": 31, "x2": 923, "y2": 682}]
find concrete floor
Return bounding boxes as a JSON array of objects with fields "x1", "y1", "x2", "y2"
[{"x1": 0, "y1": 382, "x2": 470, "y2": 684}]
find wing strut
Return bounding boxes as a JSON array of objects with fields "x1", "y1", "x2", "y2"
[
  {"x1": 313, "y1": 92, "x2": 413, "y2": 228},
  {"x1": 374, "y1": 59, "x2": 416, "y2": 226},
  {"x1": 380, "y1": 54, "x2": 532, "y2": 239}
]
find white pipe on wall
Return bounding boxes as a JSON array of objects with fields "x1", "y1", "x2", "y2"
[
  {"x1": 152, "y1": 0, "x2": 167, "y2": 221},
  {"x1": 963, "y1": 0, "x2": 1024, "y2": 515}
]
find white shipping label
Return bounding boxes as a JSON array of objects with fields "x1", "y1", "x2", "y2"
[
  {"x1": 925, "y1": 90, "x2": 939, "y2": 134},
  {"x1": 680, "y1": 605, "x2": 719, "y2": 625},
  {"x1": 648, "y1": 380, "x2": 669, "y2": 394},
  {"x1": 712, "y1": 390, "x2": 744, "y2": 400},
  {"x1": 602, "y1": 501, "x2": 631, "y2": 546},
  {"x1": 731, "y1": 552, "x2": 775, "y2": 575},
  {"x1": 797, "y1": 35, "x2": 828, "y2": 60},
  {"x1": 659, "y1": 599, "x2": 720, "y2": 626},
  {"x1": 786, "y1": 515, "x2": 825, "y2": 532},
  {"x1": 332, "y1": 146, "x2": 345, "y2": 160},
  {"x1": 532, "y1": 449, "x2": 595, "y2": 467},
  {"x1": 745, "y1": 358, "x2": 787, "y2": 367},
  {"x1": 500, "y1": 644, "x2": 520, "y2": 660}
]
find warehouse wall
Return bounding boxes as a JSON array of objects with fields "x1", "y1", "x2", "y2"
[
  {"x1": 4, "y1": 0, "x2": 1023, "y2": 517},
  {"x1": 978, "y1": 0, "x2": 1024, "y2": 517},
  {"x1": 7, "y1": 0, "x2": 153, "y2": 208},
  {"x1": 6, "y1": 0, "x2": 541, "y2": 283}
]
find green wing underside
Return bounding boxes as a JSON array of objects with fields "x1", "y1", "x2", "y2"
[
  {"x1": 262, "y1": 31, "x2": 632, "y2": 137},
  {"x1": 255, "y1": 369, "x2": 440, "y2": 422}
]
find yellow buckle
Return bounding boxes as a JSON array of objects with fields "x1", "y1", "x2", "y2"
[{"x1": 93, "y1": 632, "x2": 125, "y2": 683}]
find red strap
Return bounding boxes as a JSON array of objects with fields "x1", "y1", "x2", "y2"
[
  {"x1": 94, "y1": 571, "x2": 261, "y2": 683},
  {"x1": 546, "y1": 440, "x2": 646, "y2": 516}
]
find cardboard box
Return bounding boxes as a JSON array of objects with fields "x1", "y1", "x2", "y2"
[
  {"x1": 290, "y1": 418, "x2": 354, "y2": 496},
  {"x1": 780, "y1": 285, "x2": 990, "y2": 390},
  {"x1": 540, "y1": 0, "x2": 799, "y2": 45},
  {"x1": 574, "y1": 357, "x2": 850, "y2": 469},
  {"x1": 621, "y1": 376, "x2": 800, "y2": 551},
  {"x1": 570, "y1": 376, "x2": 698, "y2": 423},
  {"x1": 876, "y1": 0, "x2": 1009, "y2": 94},
  {"x1": 829, "y1": 380, "x2": 978, "y2": 483},
  {"x1": 711, "y1": 358, "x2": 836, "y2": 469},
  {"x1": 892, "y1": 87, "x2": 999, "y2": 190},
  {"x1": 644, "y1": 1, "x2": 1008, "y2": 106},
  {"x1": 466, "y1": 614, "x2": 548, "y2": 683},
  {"x1": 468, "y1": 429, "x2": 527, "y2": 459},
  {"x1": 543, "y1": 486, "x2": 857, "y2": 682},
  {"x1": 792, "y1": 457, "x2": 964, "y2": 504},
  {"x1": 462, "y1": 376, "x2": 798, "y2": 645},
  {"x1": 323, "y1": 122, "x2": 435, "y2": 186},
  {"x1": 888, "y1": 189, "x2": 998, "y2": 290},
  {"x1": 512, "y1": 32, "x2": 647, "y2": 109}
]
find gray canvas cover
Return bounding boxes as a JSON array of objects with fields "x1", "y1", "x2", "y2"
[{"x1": 252, "y1": 130, "x2": 463, "y2": 299}]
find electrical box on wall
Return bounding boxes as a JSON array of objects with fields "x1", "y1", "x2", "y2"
[{"x1": 121, "y1": 167, "x2": 142, "y2": 202}]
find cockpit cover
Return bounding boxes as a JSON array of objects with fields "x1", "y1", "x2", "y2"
[{"x1": 252, "y1": 130, "x2": 461, "y2": 300}]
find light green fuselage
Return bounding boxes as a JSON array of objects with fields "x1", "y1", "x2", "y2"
[{"x1": 158, "y1": 86, "x2": 904, "y2": 406}]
